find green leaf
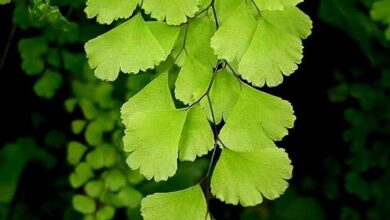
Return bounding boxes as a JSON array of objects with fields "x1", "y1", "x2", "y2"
[
  {"x1": 29, "y1": 0, "x2": 73, "y2": 31},
  {"x1": 65, "y1": 98, "x2": 77, "y2": 113},
  {"x1": 121, "y1": 73, "x2": 175, "y2": 126},
  {"x1": 124, "y1": 110, "x2": 186, "y2": 181},
  {"x1": 79, "y1": 98, "x2": 98, "y2": 120},
  {"x1": 85, "y1": 0, "x2": 138, "y2": 24},
  {"x1": 72, "y1": 195, "x2": 96, "y2": 214},
  {"x1": 33, "y1": 70, "x2": 63, "y2": 99},
  {"x1": 122, "y1": 74, "x2": 213, "y2": 181},
  {"x1": 96, "y1": 206, "x2": 116, "y2": 220},
  {"x1": 174, "y1": 54, "x2": 212, "y2": 104},
  {"x1": 86, "y1": 144, "x2": 117, "y2": 169},
  {"x1": 262, "y1": 6, "x2": 312, "y2": 39},
  {"x1": 178, "y1": 106, "x2": 214, "y2": 161},
  {"x1": 253, "y1": 0, "x2": 302, "y2": 10},
  {"x1": 85, "y1": 121, "x2": 104, "y2": 146},
  {"x1": 67, "y1": 141, "x2": 88, "y2": 166},
  {"x1": 85, "y1": 180, "x2": 104, "y2": 198},
  {"x1": 238, "y1": 18, "x2": 303, "y2": 87},
  {"x1": 85, "y1": 14, "x2": 180, "y2": 81},
  {"x1": 71, "y1": 119, "x2": 87, "y2": 134},
  {"x1": 117, "y1": 186, "x2": 143, "y2": 208},
  {"x1": 103, "y1": 169, "x2": 127, "y2": 191},
  {"x1": 18, "y1": 37, "x2": 48, "y2": 75},
  {"x1": 124, "y1": 107, "x2": 213, "y2": 181},
  {"x1": 200, "y1": 69, "x2": 241, "y2": 124},
  {"x1": 211, "y1": 2, "x2": 257, "y2": 63},
  {"x1": 141, "y1": 185, "x2": 210, "y2": 220},
  {"x1": 70, "y1": 162, "x2": 94, "y2": 188},
  {"x1": 212, "y1": 4, "x2": 306, "y2": 87},
  {"x1": 219, "y1": 84, "x2": 295, "y2": 152},
  {"x1": 172, "y1": 17, "x2": 217, "y2": 67},
  {"x1": 371, "y1": 0, "x2": 390, "y2": 39},
  {"x1": 215, "y1": 0, "x2": 245, "y2": 24},
  {"x1": 142, "y1": 0, "x2": 200, "y2": 25},
  {"x1": 211, "y1": 147, "x2": 292, "y2": 206}
]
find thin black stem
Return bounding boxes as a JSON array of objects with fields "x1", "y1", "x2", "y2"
[
  {"x1": 0, "y1": 24, "x2": 16, "y2": 74},
  {"x1": 225, "y1": 61, "x2": 246, "y2": 87},
  {"x1": 204, "y1": 93, "x2": 219, "y2": 220},
  {"x1": 250, "y1": 0, "x2": 262, "y2": 16},
  {"x1": 187, "y1": 60, "x2": 222, "y2": 109},
  {"x1": 185, "y1": 0, "x2": 214, "y2": 24},
  {"x1": 217, "y1": 137, "x2": 228, "y2": 148},
  {"x1": 211, "y1": 1, "x2": 219, "y2": 29}
]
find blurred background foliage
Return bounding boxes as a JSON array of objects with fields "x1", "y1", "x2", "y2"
[{"x1": 0, "y1": 0, "x2": 389, "y2": 219}]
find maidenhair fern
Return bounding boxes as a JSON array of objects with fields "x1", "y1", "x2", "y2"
[{"x1": 84, "y1": 0, "x2": 312, "y2": 218}]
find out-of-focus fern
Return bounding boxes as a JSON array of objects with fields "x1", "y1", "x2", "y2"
[{"x1": 320, "y1": 0, "x2": 390, "y2": 219}]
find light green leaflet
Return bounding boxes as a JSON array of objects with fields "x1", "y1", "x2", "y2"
[
  {"x1": 219, "y1": 84, "x2": 295, "y2": 152},
  {"x1": 85, "y1": 15, "x2": 180, "y2": 81},
  {"x1": 371, "y1": 0, "x2": 390, "y2": 40},
  {"x1": 172, "y1": 17, "x2": 217, "y2": 67},
  {"x1": 211, "y1": 147, "x2": 293, "y2": 206},
  {"x1": 122, "y1": 73, "x2": 213, "y2": 181},
  {"x1": 200, "y1": 69, "x2": 241, "y2": 124},
  {"x1": 121, "y1": 72, "x2": 175, "y2": 124},
  {"x1": 211, "y1": 3, "x2": 312, "y2": 87},
  {"x1": 262, "y1": 6, "x2": 313, "y2": 39},
  {"x1": 175, "y1": 54, "x2": 213, "y2": 105},
  {"x1": 215, "y1": 0, "x2": 245, "y2": 24},
  {"x1": 85, "y1": 0, "x2": 138, "y2": 24},
  {"x1": 142, "y1": 0, "x2": 200, "y2": 25},
  {"x1": 141, "y1": 185, "x2": 210, "y2": 220}
]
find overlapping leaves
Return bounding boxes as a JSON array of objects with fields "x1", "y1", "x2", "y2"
[{"x1": 84, "y1": 0, "x2": 311, "y2": 218}]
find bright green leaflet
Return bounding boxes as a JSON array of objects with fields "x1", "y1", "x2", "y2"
[
  {"x1": 172, "y1": 16, "x2": 217, "y2": 67},
  {"x1": 211, "y1": 147, "x2": 293, "y2": 206},
  {"x1": 124, "y1": 106, "x2": 213, "y2": 181},
  {"x1": 214, "y1": 0, "x2": 245, "y2": 24},
  {"x1": 238, "y1": 18, "x2": 303, "y2": 87},
  {"x1": 141, "y1": 185, "x2": 210, "y2": 220},
  {"x1": 219, "y1": 84, "x2": 295, "y2": 152},
  {"x1": 200, "y1": 69, "x2": 241, "y2": 124},
  {"x1": 142, "y1": 0, "x2": 200, "y2": 25},
  {"x1": 211, "y1": 2, "x2": 312, "y2": 87},
  {"x1": 121, "y1": 73, "x2": 175, "y2": 124},
  {"x1": 85, "y1": 0, "x2": 138, "y2": 24},
  {"x1": 262, "y1": 6, "x2": 313, "y2": 39},
  {"x1": 371, "y1": 0, "x2": 390, "y2": 39},
  {"x1": 175, "y1": 54, "x2": 213, "y2": 104},
  {"x1": 123, "y1": 73, "x2": 213, "y2": 181},
  {"x1": 85, "y1": 15, "x2": 180, "y2": 81},
  {"x1": 84, "y1": 0, "x2": 312, "y2": 217},
  {"x1": 211, "y1": 1, "x2": 257, "y2": 63}
]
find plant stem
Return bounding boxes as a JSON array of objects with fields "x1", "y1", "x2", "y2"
[{"x1": 0, "y1": 24, "x2": 16, "y2": 74}]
